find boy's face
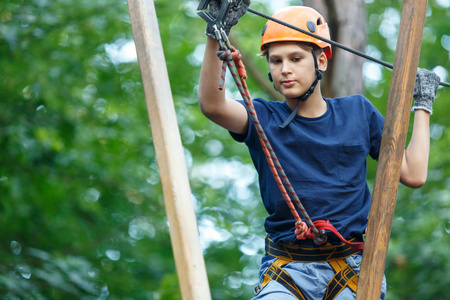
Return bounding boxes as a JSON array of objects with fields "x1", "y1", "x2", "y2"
[{"x1": 268, "y1": 42, "x2": 325, "y2": 101}]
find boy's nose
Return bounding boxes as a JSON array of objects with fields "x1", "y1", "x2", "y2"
[{"x1": 281, "y1": 62, "x2": 292, "y2": 74}]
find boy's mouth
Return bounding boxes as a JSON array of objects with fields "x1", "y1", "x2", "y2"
[{"x1": 281, "y1": 80, "x2": 296, "y2": 87}]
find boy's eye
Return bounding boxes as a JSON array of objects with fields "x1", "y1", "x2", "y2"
[
  {"x1": 271, "y1": 59, "x2": 281, "y2": 64},
  {"x1": 292, "y1": 57, "x2": 301, "y2": 62}
]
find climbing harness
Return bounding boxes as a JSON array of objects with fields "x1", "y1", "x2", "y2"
[
  {"x1": 265, "y1": 236, "x2": 362, "y2": 262},
  {"x1": 254, "y1": 258, "x2": 306, "y2": 299},
  {"x1": 254, "y1": 257, "x2": 359, "y2": 300},
  {"x1": 253, "y1": 237, "x2": 361, "y2": 299}
]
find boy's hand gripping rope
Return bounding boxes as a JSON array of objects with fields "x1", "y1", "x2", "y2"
[{"x1": 214, "y1": 28, "x2": 332, "y2": 246}]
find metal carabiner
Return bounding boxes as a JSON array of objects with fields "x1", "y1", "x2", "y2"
[{"x1": 197, "y1": 0, "x2": 233, "y2": 30}]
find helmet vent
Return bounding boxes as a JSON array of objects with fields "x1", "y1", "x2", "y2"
[
  {"x1": 261, "y1": 24, "x2": 267, "y2": 36},
  {"x1": 306, "y1": 21, "x2": 316, "y2": 32},
  {"x1": 317, "y1": 18, "x2": 323, "y2": 25}
]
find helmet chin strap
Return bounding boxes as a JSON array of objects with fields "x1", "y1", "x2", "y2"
[{"x1": 279, "y1": 50, "x2": 323, "y2": 129}]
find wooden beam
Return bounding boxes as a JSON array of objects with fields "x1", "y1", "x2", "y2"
[
  {"x1": 355, "y1": 1, "x2": 428, "y2": 299},
  {"x1": 126, "y1": 1, "x2": 211, "y2": 299}
]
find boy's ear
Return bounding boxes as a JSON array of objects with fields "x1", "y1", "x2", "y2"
[{"x1": 318, "y1": 51, "x2": 328, "y2": 72}]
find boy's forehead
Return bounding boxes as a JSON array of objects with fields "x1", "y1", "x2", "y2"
[{"x1": 268, "y1": 42, "x2": 310, "y2": 56}]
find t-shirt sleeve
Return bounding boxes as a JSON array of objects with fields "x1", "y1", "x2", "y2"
[
  {"x1": 228, "y1": 100, "x2": 252, "y2": 143},
  {"x1": 229, "y1": 99, "x2": 272, "y2": 149},
  {"x1": 368, "y1": 103, "x2": 385, "y2": 160}
]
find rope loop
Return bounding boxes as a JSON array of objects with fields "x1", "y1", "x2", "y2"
[
  {"x1": 302, "y1": 220, "x2": 364, "y2": 250},
  {"x1": 230, "y1": 47, "x2": 247, "y2": 79},
  {"x1": 216, "y1": 49, "x2": 233, "y2": 61},
  {"x1": 294, "y1": 221, "x2": 308, "y2": 240},
  {"x1": 295, "y1": 221, "x2": 327, "y2": 245},
  {"x1": 216, "y1": 47, "x2": 247, "y2": 79}
]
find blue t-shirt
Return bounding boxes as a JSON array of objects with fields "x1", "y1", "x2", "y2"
[{"x1": 230, "y1": 95, "x2": 385, "y2": 245}]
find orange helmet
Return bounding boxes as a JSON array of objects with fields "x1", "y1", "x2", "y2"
[{"x1": 261, "y1": 6, "x2": 332, "y2": 59}]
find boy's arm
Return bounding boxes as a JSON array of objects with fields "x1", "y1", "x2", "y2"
[
  {"x1": 400, "y1": 110, "x2": 430, "y2": 188},
  {"x1": 198, "y1": 36, "x2": 249, "y2": 135},
  {"x1": 399, "y1": 69, "x2": 440, "y2": 188}
]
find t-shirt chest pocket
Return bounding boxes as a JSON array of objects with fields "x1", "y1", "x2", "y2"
[{"x1": 338, "y1": 144, "x2": 366, "y2": 186}]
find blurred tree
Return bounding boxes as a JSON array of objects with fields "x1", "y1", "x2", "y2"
[
  {"x1": 303, "y1": 0, "x2": 367, "y2": 97},
  {"x1": 0, "y1": 0, "x2": 448, "y2": 299},
  {"x1": 0, "y1": 0, "x2": 175, "y2": 298}
]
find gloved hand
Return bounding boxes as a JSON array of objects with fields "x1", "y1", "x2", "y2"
[
  {"x1": 412, "y1": 68, "x2": 441, "y2": 114},
  {"x1": 204, "y1": 0, "x2": 251, "y2": 39}
]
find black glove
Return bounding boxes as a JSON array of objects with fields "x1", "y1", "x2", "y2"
[
  {"x1": 204, "y1": 0, "x2": 251, "y2": 39},
  {"x1": 412, "y1": 68, "x2": 441, "y2": 114}
]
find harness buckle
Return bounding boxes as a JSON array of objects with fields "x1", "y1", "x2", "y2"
[{"x1": 252, "y1": 283, "x2": 262, "y2": 296}]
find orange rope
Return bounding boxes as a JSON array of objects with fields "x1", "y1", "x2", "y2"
[
  {"x1": 215, "y1": 35, "x2": 324, "y2": 244},
  {"x1": 215, "y1": 32, "x2": 364, "y2": 250}
]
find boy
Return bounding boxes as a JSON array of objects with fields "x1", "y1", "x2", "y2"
[{"x1": 198, "y1": 4, "x2": 440, "y2": 300}]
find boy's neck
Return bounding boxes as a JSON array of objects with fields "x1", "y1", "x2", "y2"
[{"x1": 286, "y1": 91, "x2": 327, "y2": 119}]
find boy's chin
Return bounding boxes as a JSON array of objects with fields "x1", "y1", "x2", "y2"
[{"x1": 282, "y1": 91, "x2": 308, "y2": 100}]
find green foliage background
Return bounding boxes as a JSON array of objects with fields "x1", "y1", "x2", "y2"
[{"x1": 0, "y1": 0, "x2": 448, "y2": 299}]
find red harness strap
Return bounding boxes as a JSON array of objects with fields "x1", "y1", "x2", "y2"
[{"x1": 303, "y1": 220, "x2": 365, "y2": 251}]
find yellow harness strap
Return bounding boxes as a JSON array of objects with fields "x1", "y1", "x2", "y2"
[
  {"x1": 256, "y1": 237, "x2": 362, "y2": 300},
  {"x1": 325, "y1": 259, "x2": 359, "y2": 299},
  {"x1": 257, "y1": 257, "x2": 358, "y2": 300},
  {"x1": 259, "y1": 258, "x2": 306, "y2": 300}
]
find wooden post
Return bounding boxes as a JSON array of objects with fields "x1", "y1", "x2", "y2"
[
  {"x1": 126, "y1": 1, "x2": 211, "y2": 299},
  {"x1": 355, "y1": 1, "x2": 428, "y2": 299}
]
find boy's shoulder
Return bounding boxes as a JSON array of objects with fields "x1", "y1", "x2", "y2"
[
  {"x1": 252, "y1": 97, "x2": 282, "y2": 107},
  {"x1": 328, "y1": 94, "x2": 369, "y2": 104},
  {"x1": 327, "y1": 94, "x2": 376, "y2": 110},
  {"x1": 248, "y1": 95, "x2": 377, "y2": 116},
  {"x1": 249, "y1": 97, "x2": 286, "y2": 113}
]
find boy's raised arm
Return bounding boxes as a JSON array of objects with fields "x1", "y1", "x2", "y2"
[
  {"x1": 197, "y1": 0, "x2": 250, "y2": 135},
  {"x1": 400, "y1": 69, "x2": 440, "y2": 188},
  {"x1": 400, "y1": 110, "x2": 430, "y2": 188},
  {"x1": 198, "y1": 37, "x2": 249, "y2": 135}
]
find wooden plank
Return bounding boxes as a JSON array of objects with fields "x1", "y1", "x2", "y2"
[
  {"x1": 126, "y1": 1, "x2": 211, "y2": 299},
  {"x1": 355, "y1": 1, "x2": 428, "y2": 299}
]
